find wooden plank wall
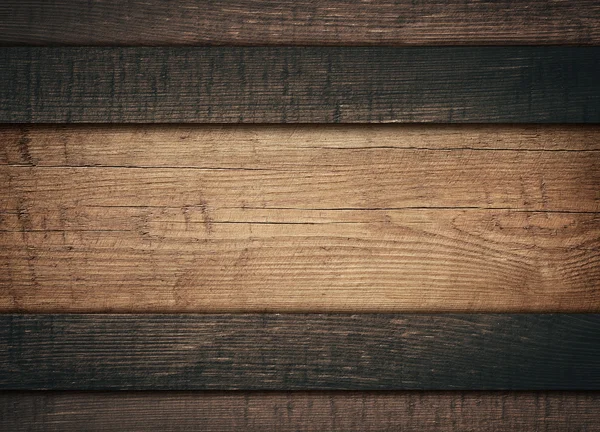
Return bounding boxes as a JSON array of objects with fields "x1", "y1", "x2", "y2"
[{"x1": 1, "y1": 1, "x2": 599, "y2": 430}]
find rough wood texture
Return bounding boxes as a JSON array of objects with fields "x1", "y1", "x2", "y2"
[
  {"x1": 0, "y1": 126, "x2": 600, "y2": 313},
  {"x1": 2, "y1": 392, "x2": 599, "y2": 431},
  {"x1": 1, "y1": 125, "x2": 598, "y2": 313},
  {"x1": 1, "y1": 0, "x2": 599, "y2": 46},
  {"x1": 1, "y1": 48, "x2": 599, "y2": 123},
  {"x1": 1, "y1": 314, "x2": 600, "y2": 390}
]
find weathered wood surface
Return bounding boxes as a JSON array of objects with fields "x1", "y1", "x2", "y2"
[
  {"x1": 1, "y1": 48, "x2": 599, "y2": 123},
  {"x1": 1, "y1": 125, "x2": 598, "y2": 313},
  {"x1": 1, "y1": 0, "x2": 599, "y2": 46},
  {"x1": 2, "y1": 391, "x2": 599, "y2": 431},
  {"x1": 1, "y1": 314, "x2": 599, "y2": 390}
]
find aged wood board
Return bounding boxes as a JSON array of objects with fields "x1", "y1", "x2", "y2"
[
  {"x1": 1, "y1": 48, "x2": 599, "y2": 123},
  {"x1": 1, "y1": 391, "x2": 599, "y2": 431},
  {"x1": 1, "y1": 314, "x2": 599, "y2": 390},
  {"x1": 2, "y1": 125, "x2": 598, "y2": 313},
  {"x1": 1, "y1": 0, "x2": 599, "y2": 46}
]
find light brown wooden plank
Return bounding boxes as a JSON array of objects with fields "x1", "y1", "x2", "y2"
[
  {"x1": 2, "y1": 150, "x2": 598, "y2": 212},
  {"x1": 3, "y1": 125, "x2": 600, "y2": 168},
  {"x1": 1, "y1": 125, "x2": 598, "y2": 312},
  {"x1": 2, "y1": 391, "x2": 600, "y2": 432},
  {"x1": 1, "y1": 208, "x2": 598, "y2": 312}
]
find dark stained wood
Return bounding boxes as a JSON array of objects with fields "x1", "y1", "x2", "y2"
[
  {"x1": 1, "y1": 314, "x2": 599, "y2": 390},
  {"x1": 1, "y1": 47, "x2": 599, "y2": 123},
  {"x1": 1, "y1": 0, "x2": 599, "y2": 46},
  {"x1": 1, "y1": 391, "x2": 599, "y2": 431}
]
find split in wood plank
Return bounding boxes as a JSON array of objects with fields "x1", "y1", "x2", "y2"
[{"x1": 1, "y1": 125, "x2": 598, "y2": 313}]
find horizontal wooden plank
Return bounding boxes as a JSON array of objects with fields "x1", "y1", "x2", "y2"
[
  {"x1": 1, "y1": 209, "x2": 598, "y2": 313},
  {"x1": 1, "y1": 125, "x2": 598, "y2": 313},
  {"x1": 1, "y1": 0, "x2": 599, "y2": 46},
  {"x1": 1, "y1": 47, "x2": 599, "y2": 123},
  {"x1": 3, "y1": 150, "x2": 597, "y2": 212},
  {"x1": 1, "y1": 314, "x2": 599, "y2": 390},
  {"x1": 3, "y1": 125, "x2": 600, "y2": 166},
  {"x1": 2, "y1": 392, "x2": 599, "y2": 432}
]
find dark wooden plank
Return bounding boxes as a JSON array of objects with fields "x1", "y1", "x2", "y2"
[
  {"x1": 1, "y1": 0, "x2": 599, "y2": 46},
  {"x1": 1, "y1": 47, "x2": 598, "y2": 123},
  {"x1": 1, "y1": 315, "x2": 599, "y2": 390},
  {"x1": 1, "y1": 392, "x2": 599, "y2": 432}
]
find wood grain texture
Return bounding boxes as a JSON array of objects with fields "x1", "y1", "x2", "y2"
[
  {"x1": 1, "y1": 314, "x2": 600, "y2": 390},
  {"x1": 4, "y1": 125, "x2": 600, "y2": 162},
  {"x1": 1, "y1": 0, "x2": 599, "y2": 46},
  {"x1": 1, "y1": 47, "x2": 599, "y2": 123},
  {"x1": 1, "y1": 125, "x2": 598, "y2": 313},
  {"x1": 2, "y1": 392, "x2": 599, "y2": 432}
]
